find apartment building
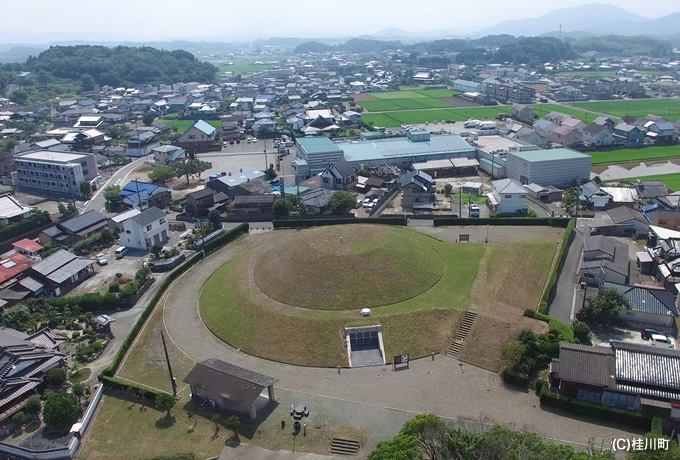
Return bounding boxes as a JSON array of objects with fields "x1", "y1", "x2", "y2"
[{"x1": 13, "y1": 150, "x2": 98, "y2": 198}]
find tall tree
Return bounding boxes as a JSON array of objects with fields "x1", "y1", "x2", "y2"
[
  {"x1": 103, "y1": 185, "x2": 124, "y2": 211},
  {"x1": 578, "y1": 287, "x2": 631, "y2": 327},
  {"x1": 79, "y1": 180, "x2": 92, "y2": 198},
  {"x1": 328, "y1": 191, "x2": 357, "y2": 215},
  {"x1": 155, "y1": 393, "x2": 176, "y2": 416},
  {"x1": 148, "y1": 166, "x2": 173, "y2": 184},
  {"x1": 3, "y1": 305, "x2": 33, "y2": 332},
  {"x1": 42, "y1": 393, "x2": 79, "y2": 427}
]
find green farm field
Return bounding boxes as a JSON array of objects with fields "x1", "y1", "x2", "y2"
[
  {"x1": 363, "y1": 106, "x2": 510, "y2": 126},
  {"x1": 154, "y1": 119, "x2": 222, "y2": 131},
  {"x1": 588, "y1": 145, "x2": 680, "y2": 165},
  {"x1": 623, "y1": 173, "x2": 680, "y2": 191},
  {"x1": 219, "y1": 62, "x2": 273, "y2": 73},
  {"x1": 530, "y1": 104, "x2": 614, "y2": 123},
  {"x1": 573, "y1": 99, "x2": 680, "y2": 122}
]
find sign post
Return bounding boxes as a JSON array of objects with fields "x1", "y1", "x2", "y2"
[{"x1": 393, "y1": 354, "x2": 410, "y2": 371}]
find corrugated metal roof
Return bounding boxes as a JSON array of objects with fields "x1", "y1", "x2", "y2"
[
  {"x1": 31, "y1": 250, "x2": 76, "y2": 276},
  {"x1": 613, "y1": 341, "x2": 680, "y2": 395},
  {"x1": 46, "y1": 258, "x2": 95, "y2": 284}
]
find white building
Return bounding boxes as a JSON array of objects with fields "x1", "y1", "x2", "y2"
[
  {"x1": 120, "y1": 207, "x2": 169, "y2": 250},
  {"x1": 505, "y1": 148, "x2": 592, "y2": 187},
  {"x1": 13, "y1": 150, "x2": 99, "y2": 198},
  {"x1": 492, "y1": 178, "x2": 527, "y2": 215}
]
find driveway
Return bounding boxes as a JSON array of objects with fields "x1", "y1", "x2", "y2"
[
  {"x1": 83, "y1": 157, "x2": 147, "y2": 215},
  {"x1": 548, "y1": 225, "x2": 584, "y2": 324}
]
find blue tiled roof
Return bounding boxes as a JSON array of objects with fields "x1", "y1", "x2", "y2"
[{"x1": 120, "y1": 180, "x2": 171, "y2": 204}]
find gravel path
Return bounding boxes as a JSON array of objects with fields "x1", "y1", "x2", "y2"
[{"x1": 159, "y1": 230, "x2": 641, "y2": 451}]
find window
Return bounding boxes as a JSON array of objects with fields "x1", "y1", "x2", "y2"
[
  {"x1": 504, "y1": 194, "x2": 512, "y2": 199},
  {"x1": 412, "y1": 187, "x2": 419, "y2": 193},
  {"x1": 576, "y1": 389, "x2": 601, "y2": 403},
  {"x1": 602, "y1": 391, "x2": 635, "y2": 409},
  {"x1": 519, "y1": 194, "x2": 526, "y2": 198},
  {"x1": 415, "y1": 198, "x2": 420, "y2": 202},
  {"x1": 146, "y1": 224, "x2": 153, "y2": 231},
  {"x1": 126, "y1": 230, "x2": 131, "y2": 234},
  {"x1": 335, "y1": 178, "x2": 341, "y2": 184},
  {"x1": 159, "y1": 218, "x2": 166, "y2": 224},
  {"x1": 322, "y1": 178, "x2": 329, "y2": 183}
]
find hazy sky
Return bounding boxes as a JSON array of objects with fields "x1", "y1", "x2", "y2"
[{"x1": 2, "y1": 0, "x2": 679, "y2": 42}]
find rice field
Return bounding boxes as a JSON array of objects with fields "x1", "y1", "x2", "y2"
[
  {"x1": 588, "y1": 145, "x2": 680, "y2": 165},
  {"x1": 363, "y1": 106, "x2": 510, "y2": 127},
  {"x1": 358, "y1": 90, "x2": 463, "y2": 112},
  {"x1": 573, "y1": 99, "x2": 680, "y2": 122},
  {"x1": 530, "y1": 104, "x2": 615, "y2": 123}
]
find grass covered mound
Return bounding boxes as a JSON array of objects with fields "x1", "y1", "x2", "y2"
[{"x1": 252, "y1": 225, "x2": 445, "y2": 310}]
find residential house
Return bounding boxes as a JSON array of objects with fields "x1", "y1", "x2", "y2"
[
  {"x1": 222, "y1": 119, "x2": 241, "y2": 140},
  {"x1": 299, "y1": 188, "x2": 335, "y2": 214},
  {"x1": 120, "y1": 207, "x2": 169, "y2": 251},
  {"x1": 580, "y1": 181, "x2": 612, "y2": 210},
  {"x1": 582, "y1": 124, "x2": 613, "y2": 147},
  {"x1": 492, "y1": 178, "x2": 527, "y2": 215},
  {"x1": 0, "y1": 253, "x2": 36, "y2": 291},
  {"x1": 126, "y1": 131, "x2": 159, "y2": 157},
  {"x1": 652, "y1": 210, "x2": 680, "y2": 231},
  {"x1": 549, "y1": 125, "x2": 582, "y2": 148},
  {"x1": 252, "y1": 119, "x2": 277, "y2": 138},
  {"x1": 644, "y1": 120, "x2": 675, "y2": 144},
  {"x1": 0, "y1": 193, "x2": 32, "y2": 224},
  {"x1": 452, "y1": 79, "x2": 483, "y2": 93},
  {"x1": 400, "y1": 170, "x2": 435, "y2": 213},
  {"x1": 592, "y1": 117, "x2": 616, "y2": 129},
  {"x1": 510, "y1": 104, "x2": 535, "y2": 122},
  {"x1": 29, "y1": 249, "x2": 95, "y2": 297},
  {"x1": 603, "y1": 282, "x2": 677, "y2": 328},
  {"x1": 342, "y1": 111, "x2": 362, "y2": 127},
  {"x1": 606, "y1": 206, "x2": 649, "y2": 237},
  {"x1": 513, "y1": 127, "x2": 549, "y2": 148},
  {"x1": 550, "y1": 341, "x2": 680, "y2": 413},
  {"x1": 533, "y1": 119, "x2": 557, "y2": 136},
  {"x1": 0, "y1": 333, "x2": 66, "y2": 422},
  {"x1": 205, "y1": 168, "x2": 269, "y2": 199},
  {"x1": 120, "y1": 180, "x2": 172, "y2": 210},
  {"x1": 12, "y1": 239, "x2": 42, "y2": 260},
  {"x1": 321, "y1": 159, "x2": 356, "y2": 191},
  {"x1": 38, "y1": 210, "x2": 108, "y2": 246},
  {"x1": 613, "y1": 123, "x2": 645, "y2": 147},
  {"x1": 107, "y1": 208, "x2": 141, "y2": 232},
  {"x1": 228, "y1": 194, "x2": 277, "y2": 220},
  {"x1": 175, "y1": 120, "x2": 217, "y2": 153},
  {"x1": 184, "y1": 188, "x2": 228, "y2": 218},
  {"x1": 580, "y1": 235, "x2": 629, "y2": 285},
  {"x1": 621, "y1": 116, "x2": 641, "y2": 126},
  {"x1": 635, "y1": 180, "x2": 668, "y2": 205},
  {"x1": 151, "y1": 145, "x2": 186, "y2": 165}
]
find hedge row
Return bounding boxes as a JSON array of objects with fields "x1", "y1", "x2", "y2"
[
  {"x1": 524, "y1": 309, "x2": 575, "y2": 343},
  {"x1": 539, "y1": 384, "x2": 652, "y2": 429},
  {"x1": 99, "y1": 223, "x2": 250, "y2": 397},
  {"x1": 539, "y1": 219, "x2": 576, "y2": 314},
  {"x1": 502, "y1": 370, "x2": 529, "y2": 387},
  {"x1": 98, "y1": 375, "x2": 165, "y2": 400},
  {"x1": 273, "y1": 216, "x2": 407, "y2": 228},
  {"x1": 48, "y1": 292, "x2": 118, "y2": 312},
  {"x1": 0, "y1": 211, "x2": 51, "y2": 241},
  {"x1": 433, "y1": 217, "x2": 572, "y2": 227},
  {"x1": 203, "y1": 223, "x2": 249, "y2": 253},
  {"x1": 535, "y1": 378, "x2": 549, "y2": 396},
  {"x1": 142, "y1": 454, "x2": 194, "y2": 460}
]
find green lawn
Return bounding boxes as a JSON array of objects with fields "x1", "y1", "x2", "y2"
[
  {"x1": 450, "y1": 194, "x2": 489, "y2": 205},
  {"x1": 623, "y1": 173, "x2": 680, "y2": 191},
  {"x1": 588, "y1": 145, "x2": 680, "y2": 165},
  {"x1": 154, "y1": 119, "x2": 222, "y2": 132},
  {"x1": 573, "y1": 99, "x2": 680, "y2": 122},
  {"x1": 530, "y1": 103, "x2": 614, "y2": 123},
  {"x1": 219, "y1": 62, "x2": 273, "y2": 73}
]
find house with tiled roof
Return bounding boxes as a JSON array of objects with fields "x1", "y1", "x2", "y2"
[
  {"x1": 603, "y1": 282, "x2": 677, "y2": 328},
  {"x1": 120, "y1": 180, "x2": 172, "y2": 210},
  {"x1": 175, "y1": 119, "x2": 217, "y2": 153}
]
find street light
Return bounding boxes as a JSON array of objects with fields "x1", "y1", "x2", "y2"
[{"x1": 195, "y1": 218, "x2": 206, "y2": 252}]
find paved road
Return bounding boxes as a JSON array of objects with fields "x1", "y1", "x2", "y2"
[
  {"x1": 158, "y1": 230, "x2": 640, "y2": 451},
  {"x1": 83, "y1": 157, "x2": 147, "y2": 215},
  {"x1": 548, "y1": 225, "x2": 584, "y2": 324}
]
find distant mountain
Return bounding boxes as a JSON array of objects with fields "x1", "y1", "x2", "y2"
[
  {"x1": 0, "y1": 46, "x2": 46, "y2": 63},
  {"x1": 540, "y1": 31, "x2": 597, "y2": 40},
  {"x1": 585, "y1": 12, "x2": 680, "y2": 35},
  {"x1": 475, "y1": 3, "x2": 647, "y2": 37},
  {"x1": 375, "y1": 28, "x2": 409, "y2": 38}
]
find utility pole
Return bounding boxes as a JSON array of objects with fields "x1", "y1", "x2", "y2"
[
  {"x1": 264, "y1": 139, "x2": 268, "y2": 172},
  {"x1": 459, "y1": 186, "x2": 462, "y2": 217},
  {"x1": 160, "y1": 330, "x2": 177, "y2": 397}
]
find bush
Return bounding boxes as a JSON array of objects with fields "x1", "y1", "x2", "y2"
[
  {"x1": 572, "y1": 320, "x2": 592, "y2": 345},
  {"x1": 71, "y1": 331, "x2": 80, "y2": 339},
  {"x1": 42, "y1": 393, "x2": 79, "y2": 428},
  {"x1": 539, "y1": 384, "x2": 651, "y2": 429},
  {"x1": 135, "y1": 267, "x2": 151, "y2": 281},
  {"x1": 48, "y1": 293, "x2": 117, "y2": 313},
  {"x1": 0, "y1": 211, "x2": 51, "y2": 242},
  {"x1": 108, "y1": 282, "x2": 120, "y2": 293},
  {"x1": 12, "y1": 412, "x2": 24, "y2": 429},
  {"x1": 119, "y1": 280, "x2": 140, "y2": 299},
  {"x1": 433, "y1": 217, "x2": 572, "y2": 227},
  {"x1": 535, "y1": 379, "x2": 548, "y2": 396},
  {"x1": 273, "y1": 217, "x2": 406, "y2": 229},
  {"x1": 47, "y1": 368, "x2": 67, "y2": 386},
  {"x1": 98, "y1": 375, "x2": 165, "y2": 401},
  {"x1": 651, "y1": 416, "x2": 663, "y2": 435},
  {"x1": 502, "y1": 370, "x2": 528, "y2": 387},
  {"x1": 24, "y1": 396, "x2": 41, "y2": 415}
]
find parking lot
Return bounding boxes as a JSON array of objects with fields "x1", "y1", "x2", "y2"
[{"x1": 591, "y1": 325, "x2": 677, "y2": 349}]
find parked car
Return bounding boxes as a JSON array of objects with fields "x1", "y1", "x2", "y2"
[
  {"x1": 641, "y1": 328, "x2": 660, "y2": 340},
  {"x1": 649, "y1": 333, "x2": 674, "y2": 349},
  {"x1": 96, "y1": 253, "x2": 108, "y2": 265},
  {"x1": 114, "y1": 246, "x2": 128, "y2": 259},
  {"x1": 470, "y1": 204, "x2": 480, "y2": 218}
]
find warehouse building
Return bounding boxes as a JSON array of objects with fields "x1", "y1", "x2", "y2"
[
  {"x1": 505, "y1": 148, "x2": 592, "y2": 187},
  {"x1": 296, "y1": 133, "x2": 476, "y2": 177}
]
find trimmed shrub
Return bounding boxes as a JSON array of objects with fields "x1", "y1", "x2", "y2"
[
  {"x1": 651, "y1": 417, "x2": 663, "y2": 435},
  {"x1": 539, "y1": 384, "x2": 652, "y2": 429},
  {"x1": 0, "y1": 211, "x2": 51, "y2": 242},
  {"x1": 273, "y1": 216, "x2": 406, "y2": 229},
  {"x1": 120, "y1": 280, "x2": 140, "y2": 299},
  {"x1": 203, "y1": 223, "x2": 249, "y2": 253},
  {"x1": 98, "y1": 375, "x2": 166, "y2": 401},
  {"x1": 47, "y1": 368, "x2": 67, "y2": 386},
  {"x1": 108, "y1": 282, "x2": 120, "y2": 293},
  {"x1": 71, "y1": 331, "x2": 80, "y2": 339},
  {"x1": 502, "y1": 370, "x2": 528, "y2": 387},
  {"x1": 535, "y1": 379, "x2": 548, "y2": 396},
  {"x1": 539, "y1": 219, "x2": 576, "y2": 314},
  {"x1": 433, "y1": 217, "x2": 571, "y2": 228},
  {"x1": 48, "y1": 293, "x2": 117, "y2": 313}
]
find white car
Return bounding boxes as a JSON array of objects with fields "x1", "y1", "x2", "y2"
[
  {"x1": 649, "y1": 334, "x2": 675, "y2": 349},
  {"x1": 96, "y1": 253, "x2": 108, "y2": 266},
  {"x1": 363, "y1": 202, "x2": 376, "y2": 210}
]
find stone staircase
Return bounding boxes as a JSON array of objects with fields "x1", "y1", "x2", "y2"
[
  {"x1": 446, "y1": 311, "x2": 478, "y2": 358},
  {"x1": 330, "y1": 438, "x2": 361, "y2": 456}
]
